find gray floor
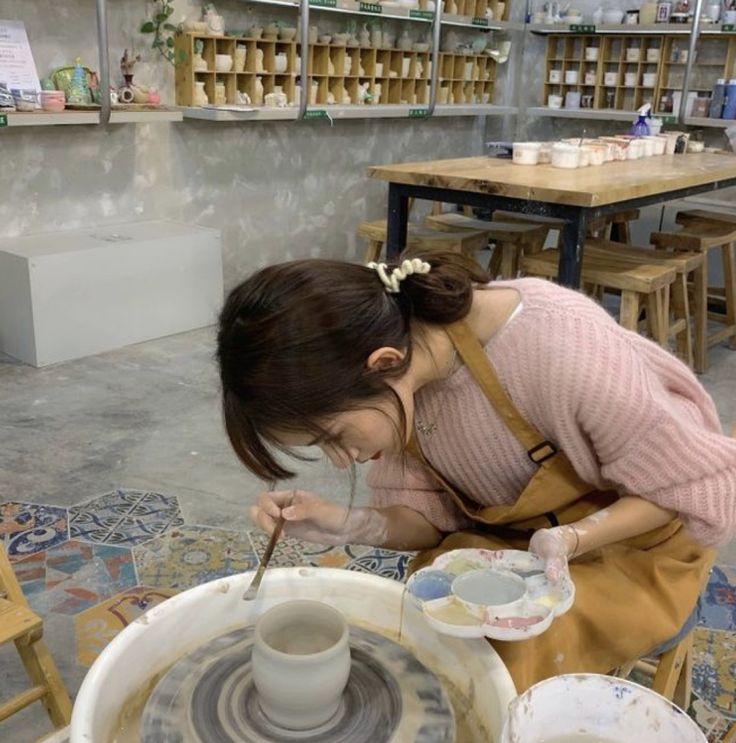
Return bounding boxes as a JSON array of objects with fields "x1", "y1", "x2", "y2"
[{"x1": 1, "y1": 327, "x2": 734, "y2": 742}]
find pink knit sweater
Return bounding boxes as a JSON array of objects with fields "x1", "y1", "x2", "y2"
[{"x1": 369, "y1": 278, "x2": 736, "y2": 546}]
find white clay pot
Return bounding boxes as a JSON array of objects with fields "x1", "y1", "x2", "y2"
[
  {"x1": 584, "y1": 47, "x2": 599, "y2": 61},
  {"x1": 644, "y1": 135, "x2": 666, "y2": 155},
  {"x1": 549, "y1": 69, "x2": 562, "y2": 84},
  {"x1": 512, "y1": 142, "x2": 542, "y2": 165},
  {"x1": 274, "y1": 54, "x2": 288, "y2": 73},
  {"x1": 193, "y1": 80, "x2": 209, "y2": 106},
  {"x1": 252, "y1": 600, "x2": 351, "y2": 731},
  {"x1": 234, "y1": 47, "x2": 247, "y2": 73},
  {"x1": 583, "y1": 145, "x2": 606, "y2": 166},
  {"x1": 215, "y1": 54, "x2": 233, "y2": 73},
  {"x1": 551, "y1": 143, "x2": 581, "y2": 169}
]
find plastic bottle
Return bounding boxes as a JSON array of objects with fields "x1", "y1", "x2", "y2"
[
  {"x1": 630, "y1": 103, "x2": 652, "y2": 136},
  {"x1": 722, "y1": 79, "x2": 736, "y2": 119},
  {"x1": 710, "y1": 79, "x2": 726, "y2": 118}
]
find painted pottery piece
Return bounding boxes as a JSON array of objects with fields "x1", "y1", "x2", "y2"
[{"x1": 407, "y1": 548, "x2": 575, "y2": 641}]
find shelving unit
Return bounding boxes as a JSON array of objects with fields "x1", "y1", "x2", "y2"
[
  {"x1": 0, "y1": 106, "x2": 183, "y2": 127},
  {"x1": 176, "y1": 32, "x2": 496, "y2": 110},
  {"x1": 540, "y1": 31, "x2": 736, "y2": 123}
]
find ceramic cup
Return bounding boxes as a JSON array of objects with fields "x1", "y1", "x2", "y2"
[
  {"x1": 565, "y1": 90, "x2": 582, "y2": 108},
  {"x1": 604, "y1": 71, "x2": 618, "y2": 86},
  {"x1": 624, "y1": 71, "x2": 637, "y2": 87},
  {"x1": 253, "y1": 600, "x2": 351, "y2": 731},
  {"x1": 564, "y1": 69, "x2": 578, "y2": 84},
  {"x1": 584, "y1": 71, "x2": 597, "y2": 85},
  {"x1": 647, "y1": 47, "x2": 660, "y2": 62},
  {"x1": 513, "y1": 142, "x2": 542, "y2": 165},
  {"x1": 549, "y1": 69, "x2": 562, "y2": 84},
  {"x1": 215, "y1": 54, "x2": 233, "y2": 72},
  {"x1": 626, "y1": 47, "x2": 640, "y2": 62},
  {"x1": 548, "y1": 93, "x2": 563, "y2": 109},
  {"x1": 585, "y1": 47, "x2": 599, "y2": 61}
]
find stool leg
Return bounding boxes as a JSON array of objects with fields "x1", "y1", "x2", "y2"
[
  {"x1": 722, "y1": 242, "x2": 736, "y2": 348},
  {"x1": 364, "y1": 240, "x2": 384, "y2": 263},
  {"x1": 652, "y1": 633, "x2": 693, "y2": 702},
  {"x1": 692, "y1": 261, "x2": 709, "y2": 373},
  {"x1": 16, "y1": 638, "x2": 72, "y2": 726},
  {"x1": 620, "y1": 291, "x2": 641, "y2": 332},
  {"x1": 672, "y1": 273, "x2": 694, "y2": 368},
  {"x1": 500, "y1": 240, "x2": 519, "y2": 279},
  {"x1": 487, "y1": 244, "x2": 501, "y2": 278}
]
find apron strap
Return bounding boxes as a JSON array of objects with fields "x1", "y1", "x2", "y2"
[{"x1": 445, "y1": 320, "x2": 558, "y2": 464}]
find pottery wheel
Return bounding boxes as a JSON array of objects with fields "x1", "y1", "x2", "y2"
[{"x1": 141, "y1": 625, "x2": 455, "y2": 743}]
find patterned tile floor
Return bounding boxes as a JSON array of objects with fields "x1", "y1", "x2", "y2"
[{"x1": 2, "y1": 488, "x2": 735, "y2": 741}]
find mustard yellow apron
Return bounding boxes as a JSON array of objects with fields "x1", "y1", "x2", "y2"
[{"x1": 407, "y1": 320, "x2": 714, "y2": 692}]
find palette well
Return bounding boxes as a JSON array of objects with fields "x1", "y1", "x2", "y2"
[{"x1": 407, "y1": 549, "x2": 575, "y2": 641}]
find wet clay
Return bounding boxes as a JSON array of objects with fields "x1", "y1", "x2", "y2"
[{"x1": 540, "y1": 736, "x2": 624, "y2": 743}]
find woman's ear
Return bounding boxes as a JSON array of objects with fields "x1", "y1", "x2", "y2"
[{"x1": 366, "y1": 347, "x2": 407, "y2": 371}]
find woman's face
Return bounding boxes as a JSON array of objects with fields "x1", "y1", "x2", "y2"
[{"x1": 274, "y1": 379, "x2": 416, "y2": 469}]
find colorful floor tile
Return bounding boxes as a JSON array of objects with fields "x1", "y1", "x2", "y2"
[
  {"x1": 14, "y1": 539, "x2": 137, "y2": 615},
  {"x1": 69, "y1": 489, "x2": 184, "y2": 547},
  {"x1": 692, "y1": 626, "x2": 736, "y2": 721},
  {"x1": 133, "y1": 525, "x2": 259, "y2": 590},
  {"x1": 74, "y1": 585, "x2": 177, "y2": 666},
  {"x1": 0, "y1": 501, "x2": 68, "y2": 561},
  {"x1": 698, "y1": 565, "x2": 736, "y2": 632},
  {"x1": 301, "y1": 543, "x2": 372, "y2": 569},
  {"x1": 248, "y1": 530, "x2": 311, "y2": 567},
  {"x1": 687, "y1": 691, "x2": 736, "y2": 743},
  {"x1": 346, "y1": 547, "x2": 416, "y2": 582}
]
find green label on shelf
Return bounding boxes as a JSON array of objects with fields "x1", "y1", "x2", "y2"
[
  {"x1": 409, "y1": 9, "x2": 434, "y2": 19},
  {"x1": 722, "y1": 23, "x2": 735, "y2": 31},
  {"x1": 471, "y1": 16, "x2": 489, "y2": 26},
  {"x1": 359, "y1": 2, "x2": 383, "y2": 13},
  {"x1": 408, "y1": 108, "x2": 429, "y2": 118},
  {"x1": 304, "y1": 109, "x2": 330, "y2": 120},
  {"x1": 0, "y1": 114, "x2": 6, "y2": 128},
  {"x1": 662, "y1": 115, "x2": 677, "y2": 124},
  {"x1": 310, "y1": 0, "x2": 338, "y2": 6},
  {"x1": 569, "y1": 23, "x2": 596, "y2": 32}
]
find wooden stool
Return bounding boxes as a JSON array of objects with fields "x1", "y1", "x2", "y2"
[
  {"x1": 494, "y1": 208, "x2": 641, "y2": 247},
  {"x1": 651, "y1": 214, "x2": 736, "y2": 373},
  {"x1": 586, "y1": 239, "x2": 705, "y2": 368},
  {"x1": 425, "y1": 212, "x2": 548, "y2": 278},
  {"x1": 0, "y1": 545, "x2": 72, "y2": 728},
  {"x1": 357, "y1": 219, "x2": 491, "y2": 263},
  {"x1": 520, "y1": 248, "x2": 677, "y2": 345}
]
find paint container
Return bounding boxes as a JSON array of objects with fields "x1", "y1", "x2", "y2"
[
  {"x1": 647, "y1": 47, "x2": 661, "y2": 62},
  {"x1": 548, "y1": 94, "x2": 563, "y2": 109},
  {"x1": 565, "y1": 69, "x2": 579, "y2": 85},
  {"x1": 549, "y1": 69, "x2": 562, "y2": 84},
  {"x1": 585, "y1": 47, "x2": 599, "y2": 61},
  {"x1": 624, "y1": 71, "x2": 637, "y2": 87},
  {"x1": 604, "y1": 71, "x2": 618, "y2": 86},
  {"x1": 452, "y1": 568, "x2": 527, "y2": 612},
  {"x1": 642, "y1": 72, "x2": 657, "y2": 87},
  {"x1": 551, "y1": 143, "x2": 582, "y2": 168},
  {"x1": 499, "y1": 674, "x2": 707, "y2": 743},
  {"x1": 565, "y1": 91, "x2": 581, "y2": 108}
]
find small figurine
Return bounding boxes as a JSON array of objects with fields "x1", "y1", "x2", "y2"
[
  {"x1": 193, "y1": 39, "x2": 208, "y2": 72},
  {"x1": 358, "y1": 81, "x2": 372, "y2": 104},
  {"x1": 120, "y1": 49, "x2": 142, "y2": 87},
  {"x1": 204, "y1": 3, "x2": 225, "y2": 36},
  {"x1": 67, "y1": 58, "x2": 91, "y2": 105}
]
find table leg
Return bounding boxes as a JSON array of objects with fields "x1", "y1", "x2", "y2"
[
  {"x1": 558, "y1": 211, "x2": 588, "y2": 288},
  {"x1": 386, "y1": 183, "x2": 409, "y2": 261}
]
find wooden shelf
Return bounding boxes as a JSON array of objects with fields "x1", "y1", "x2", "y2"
[
  {"x1": 527, "y1": 106, "x2": 736, "y2": 128},
  {"x1": 0, "y1": 107, "x2": 182, "y2": 128},
  {"x1": 529, "y1": 22, "x2": 736, "y2": 35}
]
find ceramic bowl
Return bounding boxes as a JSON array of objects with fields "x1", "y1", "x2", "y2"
[
  {"x1": 215, "y1": 54, "x2": 233, "y2": 72},
  {"x1": 551, "y1": 143, "x2": 581, "y2": 169},
  {"x1": 602, "y1": 8, "x2": 625, "y2": 23},
  {"x1": 279, "y1": 27, "x2": 297, "y2": 40},
  {"x1": 452, "y1": 568, "x2": 527, "y2": 614},
  {"x1": 183, "y1": 20, "x2": 209, "y2": 33},
  {"x1": 247, "y1": 26, "x2": 263, "y2": 39},
  {"x1": 40, "y1": 90, "x2": 65, "y2": 112},
  {"x1": 413, "y1": 42, "x2": 430, "y2": 52},
  {"x1": 332, "y1": 33, "x2": 350, "y2": 45},
  {"x1": 318, "y1": 34, "x2": 332, "y2": 44},
  {"x1": 513, "y1": 142, "x2": 542, "y2": 165}
]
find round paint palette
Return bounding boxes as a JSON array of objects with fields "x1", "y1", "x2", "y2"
[{"x1": 406, "y1": 549, "x2": 575, "y2": 641}]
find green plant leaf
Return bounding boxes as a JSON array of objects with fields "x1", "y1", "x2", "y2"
[
  {"x1": 166, "y1": 36, "x2": 175, "y2": 47},
  {"x1": 163, "y1": 22, "x2": 177, "y2": 31},
  {"x1": 140, "y1": 21, "x2": 155, "y2": 33},
  {"x1": 155, "y1": 12, "x2": 168, "y2": 22}
]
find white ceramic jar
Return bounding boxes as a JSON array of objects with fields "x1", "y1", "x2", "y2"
[
  {"x1": 551, "y1": 143, "x2": 581, "y2": 169},
  {"x1": 252, "y1": 600, "x2": 351, "y2": 731},
  {"x1": 642, "y1": 72, "x2": 657, "y2": 87},
  {"x1": 604, "y1": 71, "x2": 618, "y2": 86},
  {"x1": 585, "y1": 47, "x2": 599, "y2": 61},
  {"x1": 549, "y1": 69, "x2": 562, "y2": 84},
  {"x1": 215, "y1": 54, "x2": 233, "y2": 72},
  {"x1": 565, "y1": 69, "x2": 578, "y2": 85},
  {"x1": 513, "y1": 142, "x2": 542, "y2": 165},
  {"x1": 647, "y1": 47, "x2": 660, "y2": 62}
]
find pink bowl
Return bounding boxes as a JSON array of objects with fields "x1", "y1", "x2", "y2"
[{"x1": 40, "y1": 90, "x2": 66, "y2": 112}]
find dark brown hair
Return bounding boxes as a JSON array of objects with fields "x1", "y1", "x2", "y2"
[{"x1": 217, "y1": 248, "x2": 491, "y2": 480}]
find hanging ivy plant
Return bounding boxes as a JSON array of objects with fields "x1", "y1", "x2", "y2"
[{"x1": 140, "y1": 0, "x2": 186, "y2": 65}]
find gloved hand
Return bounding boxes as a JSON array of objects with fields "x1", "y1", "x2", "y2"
[
  {"x1": 528, "y1": 525, "x2": 579, "y2": 582},
  {"x1": 249, "y1": 489, "x2": 388, "y2": 546}
]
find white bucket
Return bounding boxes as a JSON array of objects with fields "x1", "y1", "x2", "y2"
[{"x1": 499, "y1": 673, "x2": 706, "y2": 743}]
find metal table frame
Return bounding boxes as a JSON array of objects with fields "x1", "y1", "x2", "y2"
[{"x1": 385, "y1": 176, "x2": 736, "y2": 287}]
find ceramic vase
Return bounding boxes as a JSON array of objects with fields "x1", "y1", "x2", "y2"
[
  {"x1": 254, "y1": 76, "x2": 264, "y2": 106},
  {"x1": 193, "y1": 80, "x2": 208, "y2": 106},
  {"x1": 399, "y1": 30, "x2": 413, "y2": 51},
  {"x1": 193, "y1": 53, "x2": 208, "y2": 72},
  {"x1": 344, "y1": 57, "x2": 353, "y2": 75},
  {"x1": 205, "y1": 9, "x2": 225, "y2": 36},
  {"x1": 309, "y1": 81, "x2": 318, "y2": 104},
  {"x1": 214, "y1": 81, "x2": 226, "y2": 105},
  {"x1": 359, "y1": 24, "x2": 371, "y2": 47},
  {"x1": 275, "y1": 53, "x2": 288, "y2": 73},
  {"x1": 374, "y1": 82, "x2": 382, "y2": 103},
  {"x1": 255, "y1": 49, "x2": 265, "y2": 73},
  {"x1": 234, "y1": 46, "x2": 247, "y2": 73},
  {"x1": 371, "y1": 28, "x2": 382, "y2": 47}
]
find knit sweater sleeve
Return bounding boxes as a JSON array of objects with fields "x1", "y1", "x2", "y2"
[
  {"x1": 535, "y1": 309, "x2": 736, "y2": 547},
  {"x1": 367, "y1": 453, "x2": 474, "y2": 533}
]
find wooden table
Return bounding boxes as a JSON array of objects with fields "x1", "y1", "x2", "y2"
[{"x1": 368, "y1": 153, "x2": 736, "y2": 287}]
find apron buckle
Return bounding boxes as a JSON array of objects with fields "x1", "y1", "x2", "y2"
[{"x1": 528, "y1": 441, "x2": 558, "y2": 464}]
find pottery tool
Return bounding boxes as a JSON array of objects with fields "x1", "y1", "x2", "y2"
[
  {"x1": 242, "y1": 482, "x2": 286, "y2": 601},
  {"x1": 242, "y1": 514, "x2": 285, "y2": 601}
]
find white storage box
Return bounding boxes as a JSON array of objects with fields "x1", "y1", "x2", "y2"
[{"x1": 0, "y1": 221, "x2": 223, "y2": 366}]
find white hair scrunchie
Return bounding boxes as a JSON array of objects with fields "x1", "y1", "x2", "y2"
[{"x1": 367, "y1": 258, "x2": 432, "y2": 294}]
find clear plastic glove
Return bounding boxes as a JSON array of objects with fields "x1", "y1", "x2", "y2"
[
  {"x1": 248, "y1": 489, "x2": 388, "y2": 546},
  {"x1": 528, "y1": 525, "x2": 578, "y2": 582}
]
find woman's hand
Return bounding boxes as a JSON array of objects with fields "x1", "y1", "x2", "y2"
[
  {"x1": 248, "y1": 489, "x2": 388, "y2": 546},
  {"x1": 529, "y1": 525, "x2": 577, "y2": 582}
]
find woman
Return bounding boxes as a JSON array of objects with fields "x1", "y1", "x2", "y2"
[{"x1": 217, "y1": 250, "x2": 735, "y2": 690}]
